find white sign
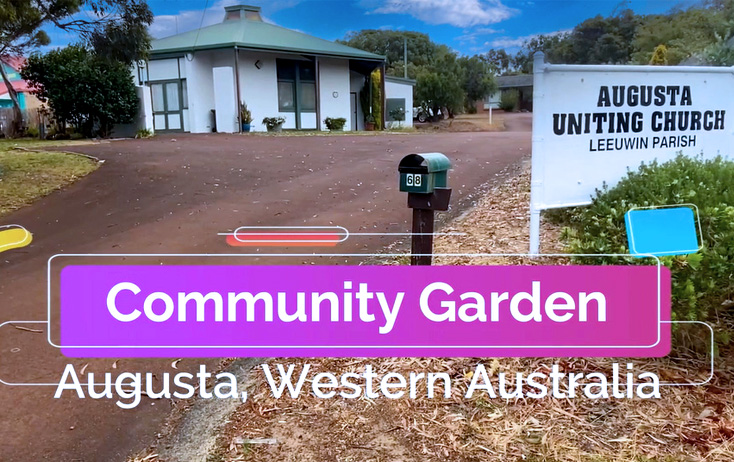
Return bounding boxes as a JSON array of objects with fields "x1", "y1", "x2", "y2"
[
  {"x1": 530, "y1": 52, "x2": 734, "y2": 253},
  {"x1": 405, "y1": 174, "x2": 422, "y2": 187}
]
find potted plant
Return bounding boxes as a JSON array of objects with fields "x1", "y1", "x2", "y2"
[
  {"x1": 324, "y1": 117, "x2": 347, "y2": 131},
  {"x1": 364, "y1": 113, "x2": 376, "y2": 131},
  {"x1": 262, "y1": 116, "x2": 285, "y2": 132},
  {"x1": 240, "y1": 102, "x2": 253, "y2": 132}
]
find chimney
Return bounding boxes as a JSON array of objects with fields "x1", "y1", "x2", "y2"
[{"x1": 224, "y1": 5, "x2": 263, "y2": 22}]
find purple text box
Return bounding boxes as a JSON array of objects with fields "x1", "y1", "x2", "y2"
[{"x1": 57, "y1": 265, "x2": 671, "y2": 357}]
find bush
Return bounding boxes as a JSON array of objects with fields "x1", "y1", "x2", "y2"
[
  {"x1": 550, "y1": 155, "x2": 734, "y2": 324},
  {"x1": 324, "y1": 117, "x2": 347, "y2": 131},
  {"x1": 499, "y1": 89, "x2": 519, "y2": 112},
  {"x1": 25, "y1": 126, "x2": 40, "y2": 138}
]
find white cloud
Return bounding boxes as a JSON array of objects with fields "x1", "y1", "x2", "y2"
[
  {"x1": 455, "y1": 27, "x2": 502, "y2": 44},
  {"x1": 150, "y1": 0, "x2": 301, "y2": 39},
  {"x1": 364, "y1": 0, "x2": 518, "y2": 28}
]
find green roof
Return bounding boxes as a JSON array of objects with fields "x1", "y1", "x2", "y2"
[{"x1": 151, "y1": 17, "x2": 384, "y2": 61}]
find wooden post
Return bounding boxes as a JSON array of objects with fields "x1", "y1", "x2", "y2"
[{"x1": 411, "y1": 208, "x2": 434, "y2": 266}]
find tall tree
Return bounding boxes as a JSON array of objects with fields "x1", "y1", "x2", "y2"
[
  {"x1": 0, "y1": 0, "x2": 152, "y2": 135},
  {"x1": 457, "y1": 55, "x2": 497, "y2": 110},
  {"x1": 339, "y1": 30, "x2": 438, "y2": 79},
  {"x1": 22, "y1": 45, "x2": 139, "y2": 137}
]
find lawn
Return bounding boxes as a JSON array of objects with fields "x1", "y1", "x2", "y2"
[{"x1": 0, "y1": 139, "x2": 100, "y2": 217}]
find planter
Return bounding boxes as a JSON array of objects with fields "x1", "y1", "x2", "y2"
[
  {"x1": 241, "y1": 123, "x2": 251, "y2": 133},
  {"x1": 267, "y1": 123, "x2": 283, "y2": 133},
  {"x1": 364, "y1": 122, "x2": 375, "y2": 131}
]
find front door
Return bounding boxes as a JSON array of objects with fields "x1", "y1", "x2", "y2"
[{"x1": 151, "y1": 81, "x2": 184, "y2": 132}]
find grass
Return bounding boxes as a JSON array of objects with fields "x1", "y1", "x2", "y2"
[{"x1": 0, "y1": 139, "x2": 100, "y2": 217}]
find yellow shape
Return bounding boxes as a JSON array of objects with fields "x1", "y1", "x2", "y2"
[{"x1": 0, "y1": 226, "x2": 32, "y2": 253}]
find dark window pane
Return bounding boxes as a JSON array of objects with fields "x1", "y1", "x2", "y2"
[
  {"x1": 299, "y1": 63, "x2": 316, "y2": 82},
  {"x1": 277, "y1": 60, "x2": 296, "y2": 80},
  {"x1": 181, "y1": 80, "x2": 188, "y2": 109},
  {"x1": 300, "y1": 82, "x2": 316, "y2": 112},
  {"x1": 278, "y1": 81, "x2": 295, "y2": 111}
]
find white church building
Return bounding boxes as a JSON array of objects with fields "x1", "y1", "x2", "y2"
[{"x1": 133, "y1": 5, "x2": 414, "y2": 134}]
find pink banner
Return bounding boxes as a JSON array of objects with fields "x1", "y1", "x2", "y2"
[{"x1": 55, "y1": 265, "x2": 671, "y2": 358}]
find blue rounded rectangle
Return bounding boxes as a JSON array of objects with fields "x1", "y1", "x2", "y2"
[{"x1": 625, "y1": 206, "x2": 699, "y2": 257}]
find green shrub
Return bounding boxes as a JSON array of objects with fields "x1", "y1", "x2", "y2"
[
  {"x1": 135, "y1": 128, "x2": 153, "y2": 139},
  {"x1": 550, "y1": 155, "x2": 734, "y2": 323},
  {"x1": 324, "y1": 117, "x2": 347, "y2": 131},
  {"x1": 25, "y1": 127, "x2": 40, "y2": 138},
  {"x1": 499, "y1": 89, "x2": 519, "y2": 112}
]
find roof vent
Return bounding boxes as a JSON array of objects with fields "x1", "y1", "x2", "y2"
[{"x1": 224, "y1": 5, "x2": 263, "y2": 22}]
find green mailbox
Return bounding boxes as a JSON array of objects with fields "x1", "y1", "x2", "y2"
[{"x1": 398, "y1": 153, "x2": 451, "y2": 194}]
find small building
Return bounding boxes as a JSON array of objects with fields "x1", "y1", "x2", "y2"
[
  {"x1": 484, "y1": 74, "x2": 533, "y2": 112},
  {"x1": 384, "y1": 76, "x2": 415, "y2": 129},
  {"x1": 135, "y1": 5, "x2": 413, "y2": 134},
  {"x1": 0, "y1": 57, "x2": 42, "y2": 111}
]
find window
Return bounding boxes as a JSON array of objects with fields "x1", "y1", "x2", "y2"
[
  {"x1": 277, "y1": 59, "x2": 316, "y2": 113},
  {"x1": 386, "y1": 98, "x2": 406, "y2": 121},
  {"x1": 278, "y1": 81, "x2": 295, "y2": 111}
]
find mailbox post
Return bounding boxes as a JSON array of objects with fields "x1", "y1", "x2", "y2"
[{"x1": 398, "y1": 153, "x2": 452, "y2": 265}]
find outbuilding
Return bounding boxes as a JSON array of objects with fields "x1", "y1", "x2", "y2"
[{"x1": 133, "y1": 5, "x2": 413, "y2": 134}]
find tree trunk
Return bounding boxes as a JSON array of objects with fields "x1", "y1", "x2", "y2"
[{"x1": 0, "y1": 61, "x2": 23, "y2": 137}]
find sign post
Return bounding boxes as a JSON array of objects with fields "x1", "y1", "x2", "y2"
[{"x1": 529, "y1": 52, "x2": 734, "y2": 254}]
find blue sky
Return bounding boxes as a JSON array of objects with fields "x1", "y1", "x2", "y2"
[{"x1": 50, "y1": 0, "x2": 698, "y2": 55}]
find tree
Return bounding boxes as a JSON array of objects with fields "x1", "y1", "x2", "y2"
[
  {"x1": 339, "y1": 30, "x2": 438, "y2": 79},
  {"x1": 484, "y1": 49, "x2": 512, "y2": 75},
  {"x1": 22, "y1": 45, "x2": 139, "y2": 137},
  {"x1": 0, "y1": 0, "x2": 152, "y2": 135},
  {"x1": 415, "y1": 46, "x2": 465, "y2": 119},
  {"x1": 457, "y1": 55, "x2": 496, "y2": 110}
]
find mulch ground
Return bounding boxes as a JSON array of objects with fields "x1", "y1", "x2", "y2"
[{"x1": 212, "y1": 161, "x2": 734, "y2": 462}]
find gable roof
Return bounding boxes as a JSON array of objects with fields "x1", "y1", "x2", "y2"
[
  {"x1": 497, "y1": 74, "x2": 533, "y2": 88},
  {"x1": 151, "y1": 17, "x2": 384, "y2": 61}
]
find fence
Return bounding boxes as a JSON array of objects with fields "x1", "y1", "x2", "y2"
[{"x1": 0, "y1": 107, "x2": 49, "y2": 138}]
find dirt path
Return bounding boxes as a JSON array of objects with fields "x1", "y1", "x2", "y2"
[{"x1": 0, "y1": 124, "x2": 530, "y2": 461}]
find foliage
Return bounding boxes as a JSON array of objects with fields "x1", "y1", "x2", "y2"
[
  {"x1": 343, "y1": 30, "x2": 494, "y2": 117},
  {"x1": 262, "y1": 117, "x2": 285, "y2": 130},
  {"x1": 0, "y1": 0, "x2": 151, "y2": 136},
  {"x1": 649, "y1": 44, "x2": 669, "y2": 64},
  {"x1": 339, "y1": 30, "x2": 437, "y2": 79},
  {"x1": 457, "y1": 55, "x2": 496, "y2": 111},
  {"x1": 498, "y1": 89, "x2": 519, "y2": 112},
  {"x1": 24, "y1": 126, "x2": 39, "y2": 138},
  {"x1": 239, "y1": 102, "x2": 253, "y2": 124},
  {"x1": 22, "y1": 45, "x2": 139, "y2": 138},
  {"x1": 550, "y1": 155, "x2": 734, "y2": 323},
  {"x1": 135, "y1": 128, "x2": 152, "y2": 138},
  {"x1": 631, "y1": 7, "x2": 731, "y2": 64},
  {"x1": 388, "y1": 107, "x2": 406, "y2": 122},
  {"x1": 370, "y1": 69, "x2": 383, "y2": 130},
  {"x1": 324, "y1": 117, "x2": 346, "y2": 131}
]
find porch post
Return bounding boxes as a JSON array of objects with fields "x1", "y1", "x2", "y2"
[
  {"x1": 234, "y1": 46, "x2": 242, "y2": 132},
  {"x1": 315, "y1": 57, "x2": 321, "y2": 131},
  {"x1": 380, "y1": 63, "x2": 387, "y2": 130}
]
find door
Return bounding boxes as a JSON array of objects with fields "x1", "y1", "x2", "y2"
[
  {"x1": 151, "y1": 81, "x2": 184, "y2": 132},
  {"x1": 350, "y1": 92, "x2": 358, "y2": 131}
]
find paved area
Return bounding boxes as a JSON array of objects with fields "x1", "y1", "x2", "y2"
[{"x1": 0, "y1": 114, "x2": 531, "y2": 460}]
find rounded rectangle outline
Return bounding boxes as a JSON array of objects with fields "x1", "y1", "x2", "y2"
[
  {"x1": 0, "y1": 320, "x2": 709, "y2": 388},
  {"x1": 47, "y1": 253, "x2": 666, "y2": 350}
]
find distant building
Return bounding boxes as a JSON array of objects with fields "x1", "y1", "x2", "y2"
[
  {"x1": 0, "y1": 57, "x2": 42, "y2": 111},
  {"x1": 134, "y1": 5, "x2": 413, "y2": 133},
  {"x1": 484, "y1": 74, "x2": 533, "y2": 112}
]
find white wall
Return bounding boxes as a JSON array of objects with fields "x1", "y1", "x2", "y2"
[
  {"x1": 385, "y1": 80, "x2": 414, "y2": 128},
  {"x1": 213, "y1": 66, "x2": 237, "y2": 133},
  {"x1": 237, "y1": 51, "x2": 281, "y2": 132},
  {"x1": 319, "y1": 58, "x2": 352, "y2": 131}
]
